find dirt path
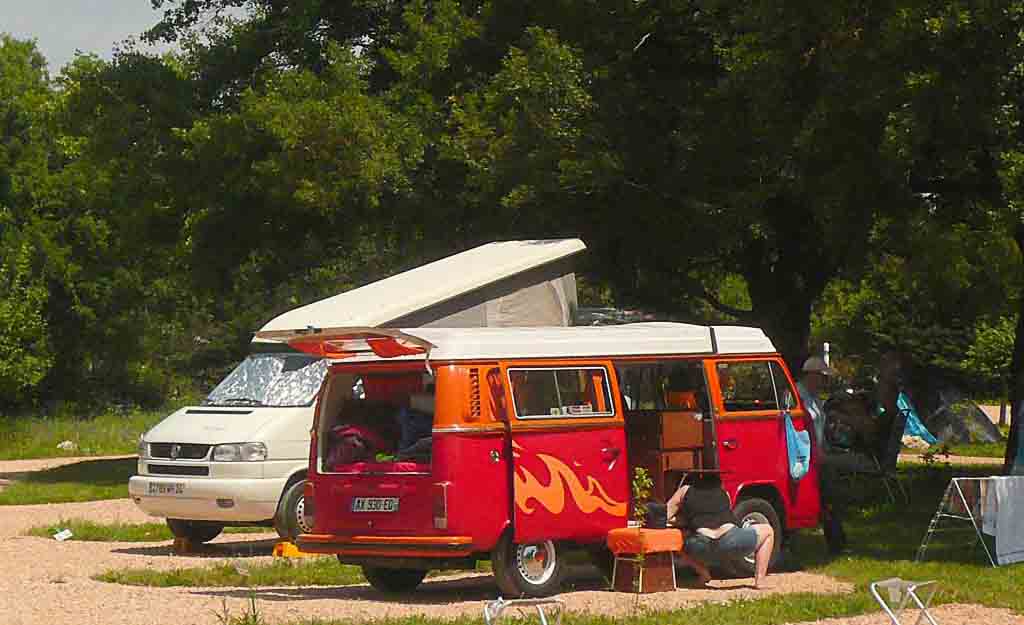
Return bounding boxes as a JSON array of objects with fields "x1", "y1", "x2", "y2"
[{"x1": 899, "y1": 453, "x2": 1004, "y2": 466}]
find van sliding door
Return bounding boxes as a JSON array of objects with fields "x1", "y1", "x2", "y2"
[{"x1": 501, "y1": 361, "x2": 629, "y2": 544}]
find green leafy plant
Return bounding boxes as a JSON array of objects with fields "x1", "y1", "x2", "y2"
[{"x1": 631, "y1": 466, "x2": 654, "y2": 525}]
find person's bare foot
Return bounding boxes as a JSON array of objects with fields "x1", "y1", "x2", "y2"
[{"x1": 695, "y1": 566, "x2": 712, "y2": 587}]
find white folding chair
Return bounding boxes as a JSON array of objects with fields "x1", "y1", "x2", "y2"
[
  {"x1": 484, "y1": 597, "x2": 564, "y2": 625},
  {"x1": 869, "y1": 578, "x2": 939, "y2": 625}
]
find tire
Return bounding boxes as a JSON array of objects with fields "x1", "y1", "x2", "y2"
[
  {"x1": 274, "y1": 479, "x2": 313, "y2": 541},
  {"x1": 491, "y1": 531, "x2": 565, "y2": 597},
  {"x1": 362, "y1": 566, "x2": 427, "y2": 593},
  {"x1": 724, "y1": 497, "x2": 783, "y2": 578},
  {"x1": 166, "y1": 518, "x2": 223, "y2": 543}
]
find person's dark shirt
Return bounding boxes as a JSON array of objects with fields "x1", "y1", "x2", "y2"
[{"x1": 682, "y1": 480, "x2": 738, "y2": 531}]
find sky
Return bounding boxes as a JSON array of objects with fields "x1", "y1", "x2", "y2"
[{"x1": 2, "y1": 0, "x2": 176, "y2": 73}]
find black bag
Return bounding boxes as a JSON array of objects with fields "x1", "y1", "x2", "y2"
[{"x1": 644, "y1": 502, "x2": 667, "y2": 529}]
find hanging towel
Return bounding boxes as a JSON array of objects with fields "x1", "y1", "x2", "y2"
[
  {"x1": 993, "y1": 476, "x2": 1024, "y2": 565},
  {"x1": 785, "y1": 412, "x2": 810, "y2": 481}
]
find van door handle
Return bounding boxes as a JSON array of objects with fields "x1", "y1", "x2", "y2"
[
  {"x1": 600, "y1": 446, "x2": 620, "y2": 462},
  {"x1": 722, "y1": 439, "x2": 738, "y2": 450}
]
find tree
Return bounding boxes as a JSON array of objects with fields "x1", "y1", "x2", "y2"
[{"x1": 0, "y1": 35, "x2": 56, "y2": 405}]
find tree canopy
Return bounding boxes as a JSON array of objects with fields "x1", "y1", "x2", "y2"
[{"x1": 2, "y1": 0, "x2": 1024, "y2": 441}]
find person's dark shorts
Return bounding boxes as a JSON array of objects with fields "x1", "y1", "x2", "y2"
[{"x1": 684, "y1": 526, "x2": 758, "y2": 563}]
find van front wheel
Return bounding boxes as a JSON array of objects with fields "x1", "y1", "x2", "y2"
[
  {"x1": 492, "y1": 533, "x2": 565, "y2": 597},
  {"x1": 362, "y1": 566, "x2": 427, "y2": 593},
  {"x1": 274, "y1": 479, "x2": 312, "y2": 541},
  {"x1": 166, "y1": 518, "x2": 223, "y2": 543}
]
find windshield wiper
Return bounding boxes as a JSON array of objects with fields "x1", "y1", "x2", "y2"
[{"x1": 214, "y1": 397, "x2": 265, "y2": 406}]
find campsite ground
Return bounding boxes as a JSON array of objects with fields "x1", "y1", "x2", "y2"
[{"x1": 1, "y1": 456, "x2": 1022, "y2": 625}]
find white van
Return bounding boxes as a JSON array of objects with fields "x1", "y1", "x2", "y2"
[{"x1": 128, "y1": 239, "x2": 585, "y2": 542}]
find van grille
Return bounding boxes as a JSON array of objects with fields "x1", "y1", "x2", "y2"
[
  {"x1": 469, "y1": 368, "x2": 481, "y2": 419},
  {"x1": 149, "y1": 443, "x2": 210, "y2": 460},
  {"x1": 148, "y1": 464, "x2": 210, "y2": 476}
]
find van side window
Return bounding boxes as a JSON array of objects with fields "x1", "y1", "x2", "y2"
[
  {"x1": 615, "y1": 362, "x2": 707, "y2": 411},
  {"x1": 508, "y1": 367, "x2": 613, "y2": 418},
  {"x1": 770, "y1": 361, "x2": 798, "y2": 410},
  {"x1": 717, "y1": 361, "x2": 778, "y2": 412}
]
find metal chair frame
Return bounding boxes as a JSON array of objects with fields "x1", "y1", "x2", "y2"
[
  {"x1": 484, "y1": 598, "x2": 565, "y2": 625},
  {"x1": 869, "y1": 578, "x2": 939, "y2": 625}
]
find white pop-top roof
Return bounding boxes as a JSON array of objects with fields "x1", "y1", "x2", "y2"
[
  {"x1": 256, "y1": 322, "x2": 778, "y2": 362},
  {"x1": 257, "y1": 238, "x2": 585, "y2": 336}
]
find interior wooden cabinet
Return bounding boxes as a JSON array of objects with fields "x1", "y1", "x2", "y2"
[{"x1": 625, "y1": 409, "x2": 705, "y2": 501}]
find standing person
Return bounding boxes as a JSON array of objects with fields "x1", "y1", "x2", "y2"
[{"x1": 796, "y1": 356, "x2": 848, "y2": 555}]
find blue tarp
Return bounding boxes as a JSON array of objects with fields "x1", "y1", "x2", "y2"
[{"x1": 899, "y1": 392, "x2": 938, "y2": 445}]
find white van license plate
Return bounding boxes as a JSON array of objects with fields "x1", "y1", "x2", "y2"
[
  {"x1": 147, "y1": 482, "x2": 185, "y2": 496},
  {"x1": 351, "y1": 497, "x2": 399, "y2": 513}
]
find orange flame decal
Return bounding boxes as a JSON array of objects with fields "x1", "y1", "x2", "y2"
[{"x1": 512, "y1": 442, "x2": 626, "y2": 517}]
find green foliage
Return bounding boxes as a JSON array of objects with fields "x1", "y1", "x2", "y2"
[
  {"x1": 0, "y1": 407, "x2": 167, "y2": 460},
  {"x1": 630, "y1": 466, "x2": 653, "y2": 524},
  {"x1": 963, "y1": 316, "x2": 1016, "y2": 391},
  {"x1": 0, "y1": 457, "x2": 135, "y2": 505},
  {"x1": 25, "y1": 519, "x2": 266, "y2": 541},
  {"x1": 96, "y1": 557, "x2": 365, "y2": 587},
  {"x1": 0, "y1": 238, "x2": 52, "y2": 402}
]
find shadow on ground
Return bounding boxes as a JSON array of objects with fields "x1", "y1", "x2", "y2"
[{"x1": 113, "y1": 537, "x2": 280, "y2": 559}]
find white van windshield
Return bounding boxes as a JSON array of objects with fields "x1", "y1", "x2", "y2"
[{"x1": 204, "y1": 354, "x2": 329, "y2": 407}]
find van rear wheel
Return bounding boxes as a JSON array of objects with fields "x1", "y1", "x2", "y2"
[
  {"x1": 361, "y1": 566, "x2": 427, "y2": 593},
  {"x1": 492, "y1": 532, "x2": 565, "y2": 597},
  {"x1": 166, "y1": 518, "x2": 223, "y2": 544}
]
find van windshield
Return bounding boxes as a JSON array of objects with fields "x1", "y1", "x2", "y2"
[{"x1": 204, "y1": 354, "x2": 329, "y2": 407}]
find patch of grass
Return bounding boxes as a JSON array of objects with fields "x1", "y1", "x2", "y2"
[
  {"x1": 0, "y1": 407, "x2": 173, "y2": 460},
  {"x1": 95, "y1": 557, "x2": 366, "y2": 587},
  {"x1": 25, "y1": 518, "x2": 268, "y2": 541},
  {"x1": 0, "y1": 457, "x2": 135, "y2": 505}
]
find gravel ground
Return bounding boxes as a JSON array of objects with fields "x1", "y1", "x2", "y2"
[{"x1": 0, "y1": 456, "x2": 1016, "y2": 625}]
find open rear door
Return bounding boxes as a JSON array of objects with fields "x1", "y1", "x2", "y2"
[
  {"x1": 501, "y1": 360, "x2": 629, "y2": 544},
  {"x1": 255, "y1": 327, "x2": 435, "y2": 360}
]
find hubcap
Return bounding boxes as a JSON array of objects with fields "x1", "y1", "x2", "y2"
[
  {"x1": 741, "y1": 512, "x2": 770, "y2": 566},
  {"x1": 295, "y1": 496, "x2": 314, "y2": 534},
  {"x1": 515, "y1": 540, "x2": 557, "y2": 586}
]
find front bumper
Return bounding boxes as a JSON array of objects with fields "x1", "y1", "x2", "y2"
[{"x1": 129, "y1": 474, "x2": 287, "y2": 523}]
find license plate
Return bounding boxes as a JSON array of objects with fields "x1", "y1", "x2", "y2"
[
  {"x1": 147, "y1": 482, "x2": 185, "y2": 496},
  {"x1": 351, "y1": 497, "x2": 399, "y2": 513}
]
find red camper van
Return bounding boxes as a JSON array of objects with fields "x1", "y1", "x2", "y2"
[{"x1": 259, "y1": 323, "x2": 821, "y2": 597}]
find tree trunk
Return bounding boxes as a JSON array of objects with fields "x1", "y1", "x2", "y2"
[{"x1": 1005, "y1": 222, "x2": 1024, "y2": 474}]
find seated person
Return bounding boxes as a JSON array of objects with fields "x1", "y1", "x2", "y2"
[{"x1": 666, "y1": 472, "x2": 775, "y2": 588}]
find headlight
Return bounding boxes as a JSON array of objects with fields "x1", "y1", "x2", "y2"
[
  {"x1": 137, "y1": 436, "x2": 147, "y2": 459},
  {"x1": 212, "y1": 442, "x2": 267, "y2": 462}
]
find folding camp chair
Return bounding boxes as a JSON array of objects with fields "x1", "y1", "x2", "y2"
[
  {"x1": 484, "y1": 598, "x2": 564, "y2": 625},
  {"x1": 870, "y1": 578, "x2": 939, "y2": 625}
]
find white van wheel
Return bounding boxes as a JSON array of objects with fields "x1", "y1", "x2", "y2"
[
  {"x1": 166, "y1": 518, "x2": 223, "y2": 543},
  {"x1": 492, "y1": 532, "x2": 565, "y2": 597},
  {"x1": 274, "y1": 479, "x2": 312, "y2": 540}
]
